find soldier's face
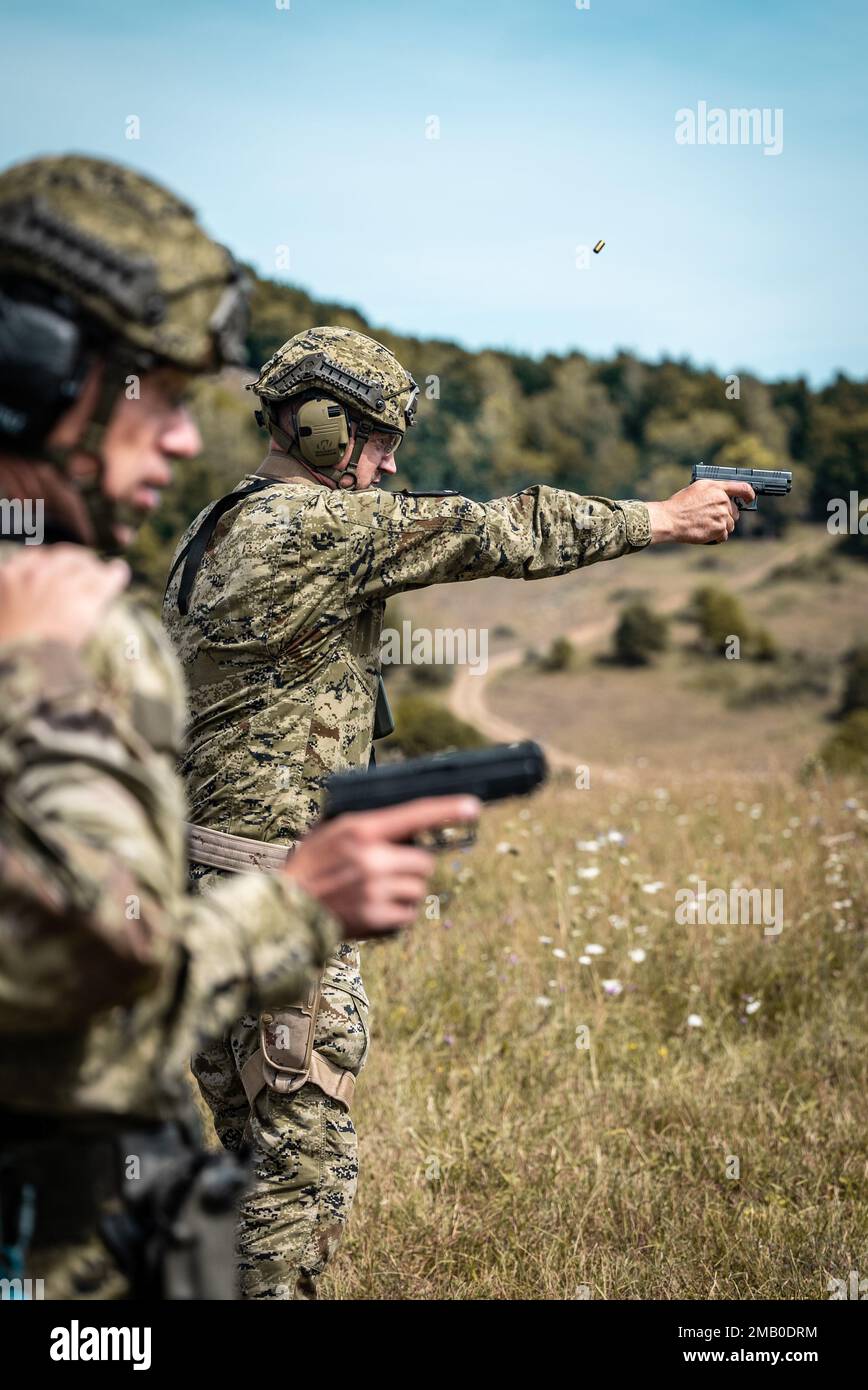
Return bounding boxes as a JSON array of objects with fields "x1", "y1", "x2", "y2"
[
  {"x1": 65, "y1": 365, "x2": 202, "y2": 545},
  {"x1": 347, "y1": 426, "x2": 401, "y2": 489}
]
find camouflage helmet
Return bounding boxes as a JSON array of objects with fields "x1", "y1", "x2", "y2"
[
  {"x1": 0, "y1": 154, "x2": 249, "y2": 372},
  {"x1": 250, "y1": 326, "x2": 418, "y2": 437}
]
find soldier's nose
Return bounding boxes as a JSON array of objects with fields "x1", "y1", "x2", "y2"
[{"x1": 164, "y1": 408, "x2": 202, "y2": 460}]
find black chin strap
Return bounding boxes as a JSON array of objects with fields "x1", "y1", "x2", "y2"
[
  {"x1": 337, "y1": 417, "x2": 371, "y2": 490},
  {"x1": 166, "y1": 477, "x2": 275, "y2": 616}
]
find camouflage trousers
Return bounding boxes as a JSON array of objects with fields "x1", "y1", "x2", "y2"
[{"x1": 192, "y1": 943, "x2": 369, "y2": 1301}]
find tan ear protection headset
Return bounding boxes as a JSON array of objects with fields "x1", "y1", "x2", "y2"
[
  {"x1": 257, "y1": 392, "x2": 397, "y2": 489},
  {"x1": 294, "y1": 395, "x2": 350, "y2": 468}
]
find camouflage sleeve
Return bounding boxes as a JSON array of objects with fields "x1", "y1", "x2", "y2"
[
  {"x1": 164, "y1": 873, "x2": 340, "y2": 1069},
  {"x1": 345, "y1": 485, "x2": 652, "y2": 599},
  {"x1": 0, "y1": 640, "x2": 92, "y2": 735},
  {"x1": 0, "y1": 637, "x2": 163, "y2": 1029},
  {"x1": 0, "y1": 624, "x2": 338, "y2": 1034}
]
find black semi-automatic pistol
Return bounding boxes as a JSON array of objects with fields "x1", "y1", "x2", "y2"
[
  {"x1": 691, "y1": 461, "x2": 792, "y2": 511},
  {"x1": 323, "y1": 740, "x2": 548, "y2": 849}
]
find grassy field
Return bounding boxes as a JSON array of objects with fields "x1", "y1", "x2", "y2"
[
  {"x1": 322, "y1": 528, "x2": 867, "y2": 1300},
  {"x1": 328, "y1": 772, "x2": 866, "y2": 1300}
]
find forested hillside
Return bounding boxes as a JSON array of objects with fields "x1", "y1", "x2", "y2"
[{"x1": 131, "y1": 270, "x2": 868, "y2": 596}]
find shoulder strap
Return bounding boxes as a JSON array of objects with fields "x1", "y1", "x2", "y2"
[{"x1": 166, "y1": 478, "x2": 275, "y2": 617}]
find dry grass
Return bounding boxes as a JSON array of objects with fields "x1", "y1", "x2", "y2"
[
  {"x1": 323, "y1": 531, "x2": 868, "y2": 1300},
  {"x1": 325, "y1": 769, "x2": 867, "y2": 1301}
]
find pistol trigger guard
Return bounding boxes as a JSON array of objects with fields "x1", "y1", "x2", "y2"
[
  {"x1": 411, "y1": 826, "x2": 478, "y2": 851},
  {"x1": 434, "y1": 826, "x2": 477, "y2": 851}
]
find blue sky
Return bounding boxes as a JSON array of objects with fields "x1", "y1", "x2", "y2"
[{"x1": 1, "y1": 0, "x2": 864, "y2": 385}]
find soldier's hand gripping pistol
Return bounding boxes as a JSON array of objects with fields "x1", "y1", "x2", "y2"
[{"x1": 691, "y1": 461, "x2": 792, "y2": 511}]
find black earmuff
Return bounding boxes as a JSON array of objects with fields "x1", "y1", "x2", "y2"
[{"x1": 0, "y1": 286, "x2": 90, "y2": 453}]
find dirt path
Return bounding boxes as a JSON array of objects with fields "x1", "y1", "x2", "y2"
[{"x1": 447, "y1": 538, "x2": 804, "y2": 772}]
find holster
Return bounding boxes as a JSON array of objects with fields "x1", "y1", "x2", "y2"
[
  {"x1": 239, "y1": 984, "x2": 356, "y2": 1113},
  {"x1": 259, "y1": 984, "x2": 319, "y2": 1097}
]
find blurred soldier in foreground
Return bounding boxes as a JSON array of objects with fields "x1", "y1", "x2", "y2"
[
  {"x1": 0, "y1": 157, "x2": 478, "y2": 1300},
  {"x1": 164, "y1": 326, "x2": 755, "y2": 1298}
]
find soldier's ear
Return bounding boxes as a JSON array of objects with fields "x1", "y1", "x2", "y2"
[{"x1": 275, "y1": 402, "x2": 299, "y2": 443}]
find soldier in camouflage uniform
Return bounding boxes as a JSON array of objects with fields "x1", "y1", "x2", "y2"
[
  {"x1": 163, "y1": 326, "x2": 752, "y2": 1298},
  {"x1": 0, "y1": 158, "x2": 477, "y2": 1299}
]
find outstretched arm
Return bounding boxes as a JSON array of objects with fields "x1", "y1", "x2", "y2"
[
  {"x1": 345, "y1": 484, "x2": 652, "y2": 601},
  {"x1": 344, "y1": 477, "x2": 755, "y2": 602}
]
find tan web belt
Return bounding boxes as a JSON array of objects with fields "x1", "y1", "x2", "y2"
[
  {"x1": 186, "y1": 821, "x2": 355, "y2": 1112},
  {"x1": 187, "y1": 821, "x2": 290, "y2": 874}
]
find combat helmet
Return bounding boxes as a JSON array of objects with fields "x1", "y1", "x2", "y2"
[
  {"x1": 0, "y1": 154, "x2": 250, "y2": 545},
  {"x1": 249, "y1": 326, "x2": 418, "y2": 489}
]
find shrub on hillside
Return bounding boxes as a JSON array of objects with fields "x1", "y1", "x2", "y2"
[
  {"x1": 690, "y1": 585, "x2": 750, "y2": 653},
  {"x1": 407, "y1": 661, "x2": 455, "y2": 690},
  {"x1": 539, "y1": 636, "x2": 579, "y2": 672},
  {"x1": 815, "y1": 710, "x2": 868, "y2": 776},
  {"x1": 612, "y1": 602, "x2": 669, "y2": 667},
  {"x1": 839, "y1": 529, "x2": 868, "y2": 563},
  {"x1": 690, "y1": 584, "x2": 777, "y2": 661},
  {"x1": 750, "y1": 626, "x2": 779, "y2": 662},
  {"x1": 726, "y1": 654, "x2": 830, "y2": 709},
  {"x1": 389, "y1": 695, "x2": 488, "y2": 757},
  {"x1": 837, "y1": 644, "x2": 868, "y2": 719},
  {"x1": 767, "y1": 548, "x2": 842, "y2": 585}
]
